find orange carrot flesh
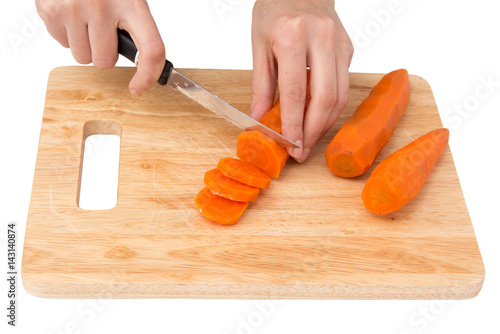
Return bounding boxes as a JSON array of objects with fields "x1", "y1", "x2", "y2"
[
  {"x1": 204, "y1": 168, "x2": 260, "y2": 202},
  {"x1": 195, "y1": 187, "x2": 249, "y2": 225},
  {"x1": 237, "y1": 131, "x2": 289, "y2": 178},
  {"x1": 325, "y1": 69, "x2": 410, "y2": 178},
  {"x1": 217, "y1": 157, "x2": 271, "y2": 189},
  {"x1": 257, "y1": 98, "x2": 282, "y2": 134},
  {"x1": 195, "y1": 78, "x2": 310, "y2": 224},
  {"x1": 236, "y1": 97, "x2": 290, "y2": 178},
  {"x1": 362, "y1": 128, "x2": 449, "y2": 214}
]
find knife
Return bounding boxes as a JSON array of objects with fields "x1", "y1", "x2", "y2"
[{"x1": 117, "y1": 29, "x2": 301, "y2": 149}]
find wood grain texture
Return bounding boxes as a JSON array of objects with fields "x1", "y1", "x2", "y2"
[{"x1": 22, "y1": 67, "x2": 484, "y2": 299}]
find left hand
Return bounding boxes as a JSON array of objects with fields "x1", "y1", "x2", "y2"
[{"x1": 250, "y1": 0, "x2": 354, "y2": 162}]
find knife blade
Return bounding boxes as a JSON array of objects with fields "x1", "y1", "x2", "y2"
[{"x1": 117, "y1": 29, "x2": 301, "y2": 149}]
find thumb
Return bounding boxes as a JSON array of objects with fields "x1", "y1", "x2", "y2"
[{"x1": 121, "y1": 12, "x2": 165, "y2": 95}]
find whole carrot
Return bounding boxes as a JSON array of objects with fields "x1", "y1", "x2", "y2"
[
  {"x1": 325, "y1": 69, "x2": 410, "y2": 178},
  {"x1": 362, "y1": 128, "x2": 449, "y2": 215}
]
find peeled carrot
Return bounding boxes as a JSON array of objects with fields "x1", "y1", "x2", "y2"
[
  {"x1": 195, "y1": 187, "x2": 249, "y2": 225},
  {"x1": 204, "y1": 168, "x2": 260, "y2": 202},
  {"x1": 325, "y1": 69, "x2": 410, "y2": 178},
  {"x1": 195, "y1": 75, "x2": 309, "y2": 224},
  {"x1": 237, "y1": 98, "x2": 289, "y2": 178},
  {"x1": 237, "y1": 131, "x2": 289, "y2": 178},
  {"x1": 362, "y1": 128, "x2": 449, "y2": 215},
  {"x1": 257, "y1": 98, "x2": 282, "y2": 134},
  {"x1": 217, "y1": 157, "x2": 271, "y2": 189}
]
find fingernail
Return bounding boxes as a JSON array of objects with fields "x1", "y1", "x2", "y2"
[
  {"x1": 296, "y1": 148, "x2": 310, "y2": 163},
  {"x1": 129, "y1": 83, "x2": 145, "y2": 95},
  {"x1": 129, "y1": 86, "x2": 139, "y2": 95},
  {"x1": 291, "y1": 140, "x2": 303, "y2": 159}
]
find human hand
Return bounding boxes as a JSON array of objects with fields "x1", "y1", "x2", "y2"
[
  {"x1": 36, "y1": 0, "x2": 165, "y2": 94},
  {"x1": 250, "y1": 0, "x2": 353, "y2": 162}
]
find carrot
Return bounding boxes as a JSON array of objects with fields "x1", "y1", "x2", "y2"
[
  {"x1": 362, "y1": 128, "x2": 449, "y2": 215},
  {"x1": 236, "y1": 98, "x2": 289, "y2": 178},
  {"x1": 255, "y1": 75, "x2": 311, "y2": 135},
  {"x1": 195, "y1": 187, "x2": 249, "y2": 225},
  {"x1": 325, "y1": 69, "x2": 410, "y2": 178},
  {"x1": 217, "y1": 157, "x2": 271, "y2": 189},
  {"x1": 237, "y1": 131, "x2": 289, "y2": 178},
  {"x1": 257, "y1": 98, "x2": 282, "y2": 134},
  {"x1": 204, "y1": 168, "x2": 260, "y2": 202},
  {"x1": 195, "y1": 74, "x2": 309, "y2": 224}
]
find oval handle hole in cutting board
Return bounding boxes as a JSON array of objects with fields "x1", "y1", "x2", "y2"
[{"x1": 77, "y1": 120, "x2": 122, "y2": 210}]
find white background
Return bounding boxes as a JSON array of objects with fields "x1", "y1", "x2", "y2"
[{"x1": 1, "y1": 0, "x2": 499, "y2": 333}]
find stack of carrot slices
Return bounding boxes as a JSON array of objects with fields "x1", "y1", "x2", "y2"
[{"x1": 194, "y1": 99, "x2": 289, "y2": 225}]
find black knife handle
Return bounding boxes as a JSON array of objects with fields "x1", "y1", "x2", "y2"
[{"x1": 117, "y1": 28, "x2": 173, "y2": 85}]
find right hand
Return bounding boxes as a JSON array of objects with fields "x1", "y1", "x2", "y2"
[{"x1": 36, "y1": 0, "x2": 165, "y2": 95}]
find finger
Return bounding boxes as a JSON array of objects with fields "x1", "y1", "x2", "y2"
[
  {"x1": 66, "y1": 21, "x2": 92, "y2": 64},
  {"x1": 88, "y1": 18, "x2": 118, "y2": 69},
  {"x1": 250, "y1": 47, "x2": 277, "y2": 121},
  {"x1": 297, "y1": 44, "x2": 337, "y2": 163},
  {"x1": 36, "y1": 0, "x2": 69, "y2": 47},
  {"x1": 45, "y1": 23, "x2": 70, "y2": 48},
  {"x1": 320, "y1": 50, "x2": 351, "y2": 141},
  {"x1": 275, "y1": 47, "x2": 307, "y2": 159},
  {"x1": 120, "y1": 4, "x2": 165, "y2": 95}
]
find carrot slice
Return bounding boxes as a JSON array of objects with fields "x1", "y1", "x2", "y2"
[
  {"x1": 217, "y1": 157, "x2": 271, "y2": 189},
  {"x1": 325, "y1": 69, "x2": 410, "y2": 178},
  {"x1": 204, "y1": 168, "x2": 260, "y2": 202},
  {"x1": 362, "y1": 128, "x2": 449, "y2": 215},
  {"x1": 195, "y1": 187, "x2": 249, "y2": 225},
  {"x1": 237, "y1": 131, "x2": 289, "y2": 178}
]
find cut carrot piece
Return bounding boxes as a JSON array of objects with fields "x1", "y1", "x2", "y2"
[
  {"x1": 217, "y1": 157, "x2": 271, "y2": 189},
  {"x1": 325, "y1": 69, "x2": 410, "y2": 178},
  {"x1": 236, "y1": 97, "x2": 289, "y2": 178},
  {"x1": 237, "y1": 131, "x2": 289, "y2": 178},
  {"x1": 195, "y1": 74, "x2": 311, "y2": 225},
  {"x1": 362, "y1": 128, "x2": 449, "y2": 215},
  {"x1": 195, "y1": 187, "x2": 249, "y2": 225},
  {"x1": 204, "y1": 168, "x2": 260, "y2": 202},
  {"x1": 257, "y1": 98, "x2": 282, "y2": 134}
]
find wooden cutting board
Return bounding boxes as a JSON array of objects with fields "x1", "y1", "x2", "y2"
[{"x1": 22, "y1": 67, "x2": 484, "y2": 299}]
